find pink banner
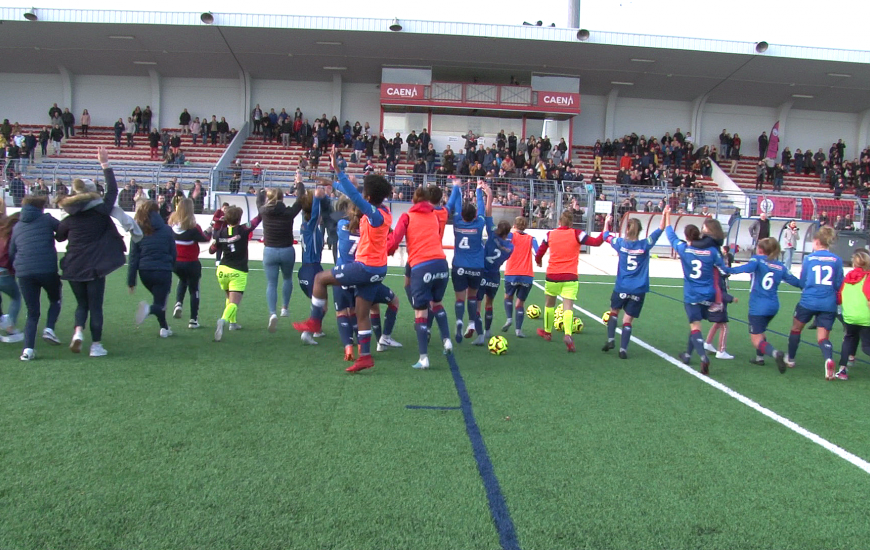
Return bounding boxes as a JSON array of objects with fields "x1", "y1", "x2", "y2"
[
  {"x1": 766, "y1": 121, "x2": 780, "y2": 160},
  {"x1": 757, "y1": 195, "x2": 796, "y2": 217}
]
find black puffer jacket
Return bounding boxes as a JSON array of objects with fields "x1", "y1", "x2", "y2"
[
  {"x1": 127, "y1": 211, "x2": 176, "y2": 287},
  {"x1": 9, "y1": 203, "x2": 59, "y2": 277},
  {"x1": 56, "y1": 168, "x2": 126, "y2": 281},
  {"x1": 258, "y1": 181, "x2": 304, "y2": 248}
]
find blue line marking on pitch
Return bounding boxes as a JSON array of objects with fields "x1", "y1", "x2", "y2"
[
  {"x1": 649, "y1": 290, "x2": 870, "y2": 366},
  {"x1": 405, "y1": 405, "x2": 461, "y2": 410},
  {"x1": 446, "y1": 352, "x2": 522, "y2": 550}
]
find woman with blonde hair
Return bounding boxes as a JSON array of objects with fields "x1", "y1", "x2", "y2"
[
  {"x1": 834, "y1": 249, "x2": 870, "y2": 380},
  {"x1": 260, "y1": 178, "x2": 306, "y2": 332},
  {"x1": 128, "y1": 200, "x2": 176, "y2": 337},
  {"x1": 169, "y1": 198, "x2": 210, "y2": 329}
]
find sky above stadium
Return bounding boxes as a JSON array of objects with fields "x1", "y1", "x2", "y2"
[{"x1": 25, "y1": 0, "x2": 868, "y2": 51}]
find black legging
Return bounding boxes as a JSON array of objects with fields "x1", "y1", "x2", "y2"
[
  {"x1": 174, "y1": 261, "x2": 202, "y2": 321},
  {"x1": 69, "y1": 277, "x2": 106, "y2": 342},
  {"x1": 139, "y1": 269, "x2": 172, "y2": 329},
  {"x1": 839, "y1": 323, "x2": 870, "y2": 367},
  {"x1": 19, "y1": 272, "x2": 63, "y2": 350}
]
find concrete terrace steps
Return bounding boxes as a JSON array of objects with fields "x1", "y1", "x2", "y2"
[{"x1": 235, "y1": 139, "x2": 419, "y2": 172}]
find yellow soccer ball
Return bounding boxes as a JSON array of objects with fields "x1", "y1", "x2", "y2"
[
  {"x1": 572, "y1": 317, "x2": 584, "y2": 334},
  {"x1": 555, "y1": 304, "x2": 564, "y2": 318},
  {"x1": 488, "y1": 335, "x2": 508, "y2": 355},
  {"x1": 602, "y1": 311, "x2": 612, "y2": 324},
  {"x1": 553, "y1": 316, "x2": 565, "y2": 331},
  {"x1": 526, "y1": 304, "x2": 542, "y2": 319}
]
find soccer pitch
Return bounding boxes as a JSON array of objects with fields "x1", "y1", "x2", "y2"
[{"x1": 2, "y1": 264, "x2": 870, "y2": 550}]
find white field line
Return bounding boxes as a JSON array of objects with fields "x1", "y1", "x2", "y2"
[{"x1": 531, "y1": 281, "x2": 870, "y2": 475}]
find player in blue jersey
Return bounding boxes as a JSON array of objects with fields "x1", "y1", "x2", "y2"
[
  {"x1": 601, "y1": 213, "x2": 666, "y2": 359},
  {"x1": 447, "y1": 181, "x2": 487, "y2": 344},
  {"x1": 466, "y1": 186, "x2": 513, "y2": 345},
  {"x1": 297, "y1": 185, "x2": 328, "y2": 345},
  {"x1": 786, "y1": 226, "x2": 844, "y2": 379},
  {"x1": 726, "y1": 237, "x2": 802, "y2": 373},
  {"x1": 663, "y1": 207, "x2": 726, "y2": 375},
  {"x1": 703, "y1": 244, "x2": 737, "y2": 361}
]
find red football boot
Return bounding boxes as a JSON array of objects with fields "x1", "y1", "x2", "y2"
[
  {"x1": 346, "y1": 354, "x2": 374, "y2": 373},
  {"x1": 537, "y1": 328, "x2": 552, "y2": 342},
  {"x1": 564, "y1": 334, "x2": 575, "y2": 353},
  {"x1": 293, "y1": 318, "x2": 322, "y2": 334}
]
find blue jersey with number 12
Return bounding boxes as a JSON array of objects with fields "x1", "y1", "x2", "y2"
[
  {"x1": 727, "y1": 255, "x2": 802, "y2": 316},
  {"x1": 666, "y1": 226, "x2": 725, "y2": 304},
  {"x1": 799, "y1": 250, "x2": 844, "y2": 313},
  {"x1": 606, "y1": 227, "x2": 663, "y2": 295}
]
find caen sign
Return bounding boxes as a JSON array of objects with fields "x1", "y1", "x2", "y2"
[
  {"x1": 537, "y1": 92, "x2": 581, "y2": 110},
  {"x1": 381, "y1": 84, "x2": 425, "y2": 100}
]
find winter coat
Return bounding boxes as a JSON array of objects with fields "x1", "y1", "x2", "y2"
[
  {"x1": 127, "y1": 211, "x2": 176, "y2": 287},
  {"x1": 9, "y1": 203, "x2": 59, "y2": 277}
]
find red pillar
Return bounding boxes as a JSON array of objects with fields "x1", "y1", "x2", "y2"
[
  {"x1": 427, "y1": 110, "x2": 432, "y2": 134},
  {"x1": 569, "y1": 116, "x2": 575, "y2": 162},
  {"x1": 379, "y1": 106, "x2": 384, "y2": 135},
  {"x1": 521, "y1": 116, "x2": 527, "y2": 140}
]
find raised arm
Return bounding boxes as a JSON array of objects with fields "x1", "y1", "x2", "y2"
[
  {"x1": 387, "y1": 212, "x2": 410, "y2": 255},
  {"x1": 725, "y1": 258, "x2": 757, "y2": 275},
  {"x1": 98, "y1": 147, "x2": 118, "y2": 210},
  {"x1": 483, "y1": 183, "x2": 494, "y2": 217},
  {"x1": 447, "y1": 183, "x2": 462, "y2": 218},
  {"x1": 475, "y1": 184, "x2": 485, "y2": 219},
  {"x1": 287, "y1": 177, "x2": 307, "y2": 218}
]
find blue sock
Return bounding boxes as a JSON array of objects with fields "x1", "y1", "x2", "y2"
[
  {"x1": 370, "y1": 314, "x2": 382, "y2": 341},
  {"x1": 337, "y1": 314, "x2": 353, "y2": 346},
  {"x1": 433, "y1": 305, "x2": 450, "y2": 340},
  {"x1": 686, "y1": 335, "x2": 694, "y2": 356},
  {"x1": 455, "y1": 300, "x2": 465, "y2": 325},
  {"x1": 311, "y1": 297, "x2": 327, "y2": 322},
  {"x1": 691, "y1": 330, "x2": 708, "y2": 361},
  {"x1": 470, "y1": 300, "x2": 482, "y2": 334},
  {"x1": 504, "y1": 298, "x2": 513, "y2": 321},
  {"x1": 384, "y1": 305, "x2": 398, "y2": 336},
  {"x1": 426, "y1": 308, "x2": 435, "y2": 332},
  {"x1": 788, "y1": 330, "x2": 801, "y2": 359},
  {"x1": 485, "y1": 308, "x2": 494, "y2": 331},
  {"x1": 607, "y1": 315, "x2": 618, "y2": 341},
  {"x1": 358, "y1": 329, "x2": 372, "y2": 356},
  {"x1": 352, "y1": 316, "x2": 359, "y2": 344},
  {"x1": 758, "y1": 340, "x2": 775, "y2": 357},
  {"x1": 620, "y1": 323, "x2": 632, "y2": 351},
  {"x1": 819, "y1": 338, "x2": 833, "y2": 362},
  {"x1": 415, "y1": 318, "x2": 428, "y2": 354}
]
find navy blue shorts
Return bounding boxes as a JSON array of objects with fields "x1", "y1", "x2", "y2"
[
  {"x1": 477, "y1": 271, "x2": 501, "y2": 300},
  {"x1": 610, "y1": 291, "x2": 646, "y2": 319},
  {"x1": 794, "y1": 303, "x2": 835, "y2": 331},
  {"x1": 371, "y1": 283, "x2": 395, "y2": 305},
  {"x1": 748, "y1": 314, "x2": 774, "y2": 335},
  {"x1": 504, "y1": 275, "x2": 533, "y2": 301},
  {"x1": 684, "y1": 302, "x2": 711, "y2": 323},
  {"x1": 404, "y1": 264, "x2": 411, "y2": 278},
  {"x1": 298, "y1": 263, "x2": 323, "y2": 299},
  {"x1": 410, "y1": 259, "x2": 450, "y2": 310},
  {"x1": 451, "y1": 265, "x2": 482, "y2": 293},
  {"x1": 707, "y1": 304, "x2": 729, "y2": 324},
  {"x1": 333, "y1": 285, "x2": 356, "y2": 311},
  {"x1": 332, "y1": 262, "x2": 388, "y2": 303}
]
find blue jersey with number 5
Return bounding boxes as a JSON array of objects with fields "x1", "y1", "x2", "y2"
[
  {"x1": 799, "y1": 250, "x2": 844, "y2": 313},
  {"x1": 727, "y1": 255, "x2": 802, "y2": 316},
  {"x1": 607, "y1": 227, "x2": 663, "y2": 295},
  {"x1": 666, "y1": 226, "x2": 725, "y2": 304}
]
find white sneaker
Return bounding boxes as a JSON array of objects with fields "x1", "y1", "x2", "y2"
[
  {"x1": 159, "y1": 328, "x2": 173, "y2": 338},
  {"x1": 301, "y1": 331, "x2": 318, "y2": 345},
  {"x1": 173, "y1": 302, "x2": 183, "y2": 319},
  {"x1": 229, "y1": 323, "x2": 242, "y2": 331},
  {"x1": 412, "y1": 356, "x2": 430, "y2": 370},
  {"x1": 704, "y1": 342, "x2": 717, "y2": 353},
  {"x1": 42, "y1": 328, "x2": 61, "y2": 345},
  {"x1": 715, "y1": 350, "x2": 734, "y2": 360},
  {"x1": 280, "y1": 308, "x2": 289, "y2": 317},
  {"x1": 188, "y1": 319, "x2": 200, "y2": 329},
  {"x1": 70, "y1": 329, "x2": 84, "y2": 353},
  {"x1": 377, "y1": 334, "x2": 403, "y2": 352},
  {"x1": 443, "y1": 338, "x2": 453, "y2": 355},
  {"x1": 89, "y1": 342, "x2": 107, "y2": 357},
  {"x1": 20, "y1": 348, "x2": 35, "y2": 361},
  {"x1": 135, "y1": 301, "x2": 150, "y2": 326},
  {"x1": 268, "y1": 314, "x2": 278, "y2": 333},
  {"x1": 214, "y1": 319, "x2": 227, "y2": 341},
  {"x1": 215, "y1": 260, "x2": 220, "y2": 267},
  {"x1": 1, "y1": 330, "x2": 23, "y2": 343},
  {"x1": 313, "y1": 331, "x2": 325, "y2": 338},
  {"x1": 785, "y1": 355, "x2": 796, "y2": 368},
  {"x1": 515, "y1": 329, "x2": 525, "y2": 338}
]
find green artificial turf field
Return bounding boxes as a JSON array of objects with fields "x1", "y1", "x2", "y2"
[{"x1": 2, "y1": 263, "x2": 869, "y2": 550}]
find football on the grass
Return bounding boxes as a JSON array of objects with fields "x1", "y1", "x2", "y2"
[
  {"x1": 602, "y1": 311, "x2": 612, "y2": 324},
  {"x1": 488, "y1": 335, "x2": 508, "y2": 355},
  {"x1": 526, "y1": 304, "x2": 541, "y2": 319}
]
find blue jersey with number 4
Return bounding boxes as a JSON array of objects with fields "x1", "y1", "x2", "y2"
[
  {"x1": 606, "y1": 227, "x2": 663, "y2": 295},
  {"x1": 799, "y1": 250, "x2": 844, "y2": 313},
  {"x1": 666, "y1": 226, "x2": 725, "y2": 304},
  {"x1": 447, "y1": 185, "x2": 486, "y2": 269},
  {"x1": 727, "y1": 255, "x2": 802, "y2": 316}
]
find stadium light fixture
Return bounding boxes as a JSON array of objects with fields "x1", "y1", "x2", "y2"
[
  {"x1": 576, "y1": 29, "x2": 590, "y2": 41},
  {"x1": 755, "y1": 41, "x2": 769, "y2": 53},
  {"x1": 200, "y1": 12, "x2": 214, "y2": 24},
  {"x1": 611, "y1": 81, "x2": 634, "y2": 86},
  {"x1": 23, "y1": 8, "x2": 37, "y2": 21},
  {"x1": 791, "y1": 94, "x2": 814, "y2": 99},
  {"x1": 827, "y1": 73, "x2": 851, "y2": 78},
  {"x1": 389, "y1": 18, "x2": 402, "y2": 32}
]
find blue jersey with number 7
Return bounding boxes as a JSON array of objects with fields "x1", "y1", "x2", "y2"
[
  {"x1": 798, "y1": 250, "x2": 844, "y2": 313},
  {"x1": 666, "y1": 226, "x2": 725, "y2": 304}
]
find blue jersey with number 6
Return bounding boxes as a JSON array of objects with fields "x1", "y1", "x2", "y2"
[
  {"x1": 727, "y1": 255, "x2": 802, "y2": 316},
  {"x1": 666, "y1": 226, "x2": 725, "y2": 304},
  {"x1": 606, "y1": 227, "x2": 663, "y2": 295},
  {"x1": 798, "y1": 250, "x2": 844, "y2": 313}
]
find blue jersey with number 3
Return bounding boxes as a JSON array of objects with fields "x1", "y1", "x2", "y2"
[
  {"x1": 799, "y1": 250, "x2": 844, "y2": 313},
  {"x1": 727, "y1": 255, "x2": 802, "y2": 316},
  {"x1": 607, "y1": 227, "x2": 663, "y2": 295},
  {"x1": 666, "y1": 226, "x2": 725, "y2": 304}
]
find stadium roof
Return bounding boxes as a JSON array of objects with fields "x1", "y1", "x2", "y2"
[{"x1": 1, "y1": 8, "x2": 868, "y2": 113}]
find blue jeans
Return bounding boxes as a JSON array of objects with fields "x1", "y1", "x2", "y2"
[
  {"x1": 783, "y1": 248, "x2": 795, "y2": 271},
  {"x1": 263, "y1": 246, "x2": 296, "y2": 315},
  {"x1": 0, "y1": 272, "x2": 22, "y2": 328}
]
